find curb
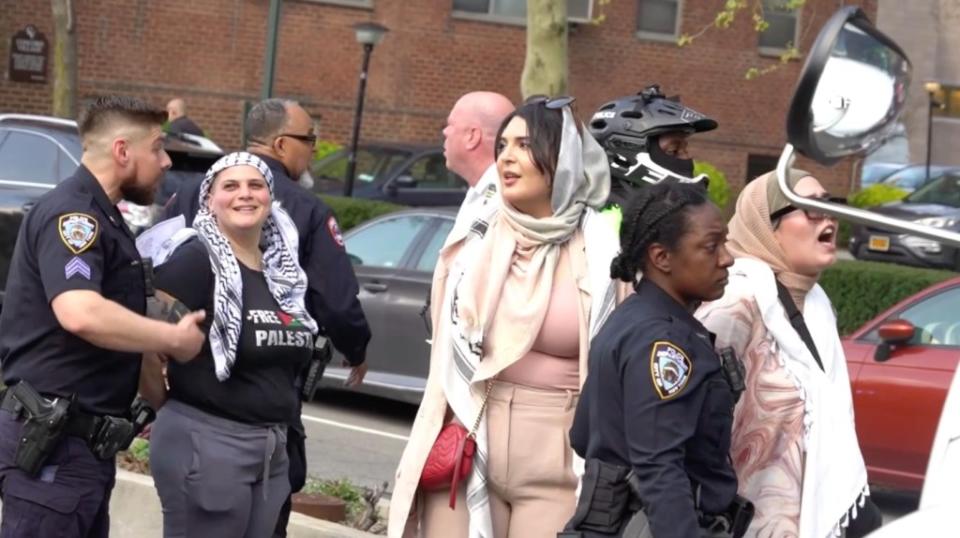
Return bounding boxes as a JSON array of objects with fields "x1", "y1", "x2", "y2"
[{"x1": 110, "y1": 469, "x2": 378, "y2": 537}]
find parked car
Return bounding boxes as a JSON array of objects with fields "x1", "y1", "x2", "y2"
[
  {"x1": 875, "y1": 164, "x2": 958, "y2": 193},
  {"x1": 849, "y1": 172, "x2": 960, "y2": 270},
  {"x1": 0, "y1": 113, "x2": 222, "y2": 308},
  {"x1": 860, "y1": 161, "x2": 905, "y2": 188},
  {"x1": 866, "y1": 349, "x2": 960, "y2": 536},
  {"x1": 315, "y1": 207, "x2": 456, "y2": 404},
  {"x1": 842, "y1": 276, "x2": 960, "y2": 492},
  {"x1": 311, "y1": 142, "x2": 468, "y2": 207}
]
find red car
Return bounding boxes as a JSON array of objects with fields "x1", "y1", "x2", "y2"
[{"x1": 842, "y1": 276, "x2": 960, "y2": 492}]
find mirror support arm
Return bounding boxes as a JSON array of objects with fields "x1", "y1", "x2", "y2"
[
  {"x1": 776, "y1": 144, "x2": 960, "y2": 248},
  {"x1": 874, "y1": 342, "x2": 892, "y2": 362}
]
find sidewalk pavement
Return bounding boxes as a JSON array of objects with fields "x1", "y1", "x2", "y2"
[{"x1": 0, "y1": 469, "x2": 378, "y2": 538}]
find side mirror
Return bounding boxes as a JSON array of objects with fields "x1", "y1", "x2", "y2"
[
  {"x1": 874, "y1": 319, "x2": 916, "y2": 361},
  {"x1": 787, "y1": 7, "x2": 910, "y2": 164},
  {"x1": 386, "y1": 174, "x2": 416, "y2": 195},
  {"x1": 776, "y1": 7, "x2": 960, "y2": 248},
  {"x1": 347, "y1": 253, "x2": 362, "y2": 266},
  {"x1": 395, "y1": 174, "x2": 417, "y2": 188}
]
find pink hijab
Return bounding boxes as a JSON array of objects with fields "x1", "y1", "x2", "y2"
[{"x1": 726, "y1": 169, "x2": 818, "y2": 310}]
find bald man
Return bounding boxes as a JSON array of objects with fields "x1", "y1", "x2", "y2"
[
  {"x1": 441, "y1": 91, "x2": 514, "y2": 246},
  {"x1": 166, "y1": 97, "x2": 204, "y2": 137}
]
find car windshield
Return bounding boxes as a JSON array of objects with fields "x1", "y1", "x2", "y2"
[
  {"x1": 312, "y1": 148, "x2": 408, "y2": 185},
  {"x1": 905, "y1": 174, "x2": 960, "y2": 208},
  {"x1": 882, "y1": 165, "x2": 952, "y2": 190}
]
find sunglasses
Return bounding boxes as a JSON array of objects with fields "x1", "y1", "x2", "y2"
[
  {"x1": 524, "y1": 95, "x2": 576, "y2": 109},
  {"x1": 278, "y1": 132, "x2": 318, "y2": 145},
  {"x1": 770, "y1": 195, "x2": 848, "y2": 222}
]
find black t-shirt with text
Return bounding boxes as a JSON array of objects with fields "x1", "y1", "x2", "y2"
[{"x1": 155, "y1": 239, "x2": 314, "y2": 425}]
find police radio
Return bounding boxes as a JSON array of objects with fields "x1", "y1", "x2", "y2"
[
  {"x1": 300, "y1": 335, "x2": 333, "y2": 401},
  {"x1": 718, "y1": 347, "x2": 746, "y2": 404}
]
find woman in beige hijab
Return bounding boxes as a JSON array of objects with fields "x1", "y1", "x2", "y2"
[
  {"x1": 696, "y1": 170, "x2": 879, "y2": 538},
  {"x1": 388, "y1": 98, "x2": 620, "y2": 538}
]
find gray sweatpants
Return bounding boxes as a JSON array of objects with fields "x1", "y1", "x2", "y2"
[{"x1": 150, "y1": 399, "x2": 290, "y2": 538}]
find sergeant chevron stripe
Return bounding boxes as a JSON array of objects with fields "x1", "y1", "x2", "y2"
[{"x1": 64, "y1": 256, "x2": 91, "y2": 280}]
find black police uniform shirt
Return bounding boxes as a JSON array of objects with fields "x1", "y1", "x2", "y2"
[
  {"x1": 154, "y1": 239, "x2": 314, "y2": 425},
  {"x1": 570, "y1": 278, "x2": 738, "y2": 538},
  {"x1": 0, "y1": 166, "x2": 146, "y2": 417},
  {"x1": 162, "y1": 154, "x2": 370, "y2": 367}
]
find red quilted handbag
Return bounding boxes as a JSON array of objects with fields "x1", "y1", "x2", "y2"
[{"x1": 419, "y1": 381, "x2": 494, "y2": 509}]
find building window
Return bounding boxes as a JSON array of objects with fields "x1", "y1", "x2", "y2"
[
  {"x1": 930, "y1": 85, "x2": 960, "y2": 119},
  {"x1": 636, "y1": 0, "x2": 681, "y2": 40},
  {"x1": 746, "y1": 154, "x2": 779, "y2": 183},
  {"x1": 758, "y1": 0, "x2": 799, "y2": 54},
  {"x1": 453, "y1": 0, "x2": 593, "y2": 24}
]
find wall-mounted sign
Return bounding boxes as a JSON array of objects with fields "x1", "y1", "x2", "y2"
[{"x1": 9, "y1": 25, "x2": 48, "y2": 84}]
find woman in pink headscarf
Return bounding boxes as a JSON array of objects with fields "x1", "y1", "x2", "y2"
[{"x1": 696, "y1": 169, "x2": 880, "y2": 538}]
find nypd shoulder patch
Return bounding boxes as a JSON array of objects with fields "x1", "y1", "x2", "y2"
[
  {"x1": 59, "y1": 213, "x2": 99, "y2": 255},
  {"x1": 327, "y1": 216, "x2": 344, "y2": 248},
  {"x1": 650, "y1": 341, "x2": 692, "y2": 400}
]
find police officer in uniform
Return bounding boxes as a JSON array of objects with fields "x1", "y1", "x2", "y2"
[
  {"x1": 587, "y1": 85, "x2": 717, "y2": 231},
  {"x1": 561, "y1": 181, "x2": 752, "y2": 538},
  {"x1": 161, "y1": 98, "x2": 372, "y2": 537},
  {"x1": 0, "y1": 96, "x2": 207, "y2": 537}
]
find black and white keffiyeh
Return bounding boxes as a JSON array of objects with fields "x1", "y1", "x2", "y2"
[{"x1": 185, "y1": 151, "x2": 317, "y2": 381}]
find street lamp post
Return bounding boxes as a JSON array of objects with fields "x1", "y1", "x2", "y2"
[
  {"x1": 925, "y1": 81, "x2": 943, "y2": 183},
  {"x1": 343, "y1": 22, "x2": 389, "y2": 197}
]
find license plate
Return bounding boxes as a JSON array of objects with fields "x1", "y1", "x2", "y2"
[{"x1": 868, "y1": 235, "x2": 890, "y2": 252}]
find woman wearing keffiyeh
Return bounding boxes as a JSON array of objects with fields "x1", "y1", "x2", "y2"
[
  {"x1": 696, "y1": 170, "x2": 880, "y2": 538},
  {"x1": 388, "y1": 98, "x2": 621, "y2": 538},
  {"x1": 143, "y1": 151, "x2": 317, "y2": 538}
]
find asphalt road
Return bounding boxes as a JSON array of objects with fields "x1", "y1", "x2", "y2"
[
  {"x1": 301, "y1": 388, "x2": 920, "y2": 524},
  {"x1": 301, "y1": 390, "x2": 416, "y2": 495}
]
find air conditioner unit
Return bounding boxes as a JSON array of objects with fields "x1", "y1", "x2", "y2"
[{"x1": 568, "y1": 0, "x2": 594, "y2": 24}]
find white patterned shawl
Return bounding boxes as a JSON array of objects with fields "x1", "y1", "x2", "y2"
[
  {"x1": 157, "y1": 151, "x2": 317, "y2": 381},
  {"x1": 437, "y1": 107, "x2": 617, "y2": 538}
]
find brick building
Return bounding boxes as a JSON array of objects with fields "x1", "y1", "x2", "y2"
[{"x1": 1, "y1": 0, "x2": 877, "y2": 196}]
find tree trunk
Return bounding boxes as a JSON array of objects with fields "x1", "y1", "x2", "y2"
[
  {"x1": 50, "y1": 0, "x2": 77, "y2": 119},
  {"x1": 521, "y1": 0, "x2": 568, "y2": 99}
]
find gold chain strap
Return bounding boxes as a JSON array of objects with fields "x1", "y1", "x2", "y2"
[{"x1": 467, "y1": 380, "x2": 496, "y2": 438}]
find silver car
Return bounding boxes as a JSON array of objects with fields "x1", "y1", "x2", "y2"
[{"x1": 317, "y1": 207, "x2": 456, "y2": 404}]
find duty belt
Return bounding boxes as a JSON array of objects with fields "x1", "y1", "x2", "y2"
[{"x1": 1, "y1": 387, "x2": 109, "y2": 444}]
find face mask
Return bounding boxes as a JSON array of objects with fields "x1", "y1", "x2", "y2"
[{"x1": 648, "y1": 136, "x2": 694, "y2": 179}]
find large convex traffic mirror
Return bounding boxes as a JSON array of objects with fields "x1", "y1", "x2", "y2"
[{"x1": 786, "y1": 7, "x2": 910, "y2": 165}]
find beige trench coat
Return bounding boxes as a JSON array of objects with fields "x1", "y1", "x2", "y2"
[{"x1": 386, "y1": 226, "x2": 612, "y2": 537}]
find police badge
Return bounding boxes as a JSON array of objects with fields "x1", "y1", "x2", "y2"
[
  {"x1": 59, "y1": 213, "x2": 99, "y2": 255},
  {"x1": 650, "y1": 341, "x2": 692, "y2": 400}
]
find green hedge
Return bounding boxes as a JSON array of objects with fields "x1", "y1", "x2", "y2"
[
  {"x1": 821, "y1": 260, "x2": 955, "y2": 335},
  {"x1": 849, "y1": 184, "x2": 909, "y2": 208},
  {"x1": 319, "y1": 195, "x2": 403, "y2": 231},
  {"x1": 694, "y1": 161, "x2": 731, "y2": 211}
]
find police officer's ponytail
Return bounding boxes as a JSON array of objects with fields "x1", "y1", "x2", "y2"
[{"x1": 610, "y1": 180, "x2": 711, "y2": 283}]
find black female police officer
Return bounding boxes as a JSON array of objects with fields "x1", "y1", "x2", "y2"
[
  {"x1": 561, "y1": 181, "x2": 752, "y2": 538},
  {"x1": 0, "y1": 96, "x2": 206, "y2": 538}
]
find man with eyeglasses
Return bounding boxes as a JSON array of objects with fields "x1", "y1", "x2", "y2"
[{"x1": 161, "y1": 98, "x2": 371, "y2": 538}]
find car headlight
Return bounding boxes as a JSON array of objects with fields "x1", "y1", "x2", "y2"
[{"x1": 915, "y1": 217, "x2": 958, "y2": 228}]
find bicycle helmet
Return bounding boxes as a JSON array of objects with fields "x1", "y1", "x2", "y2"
[{"x1": 589, "y1": 85, "x2": 717, "y2": 197}]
